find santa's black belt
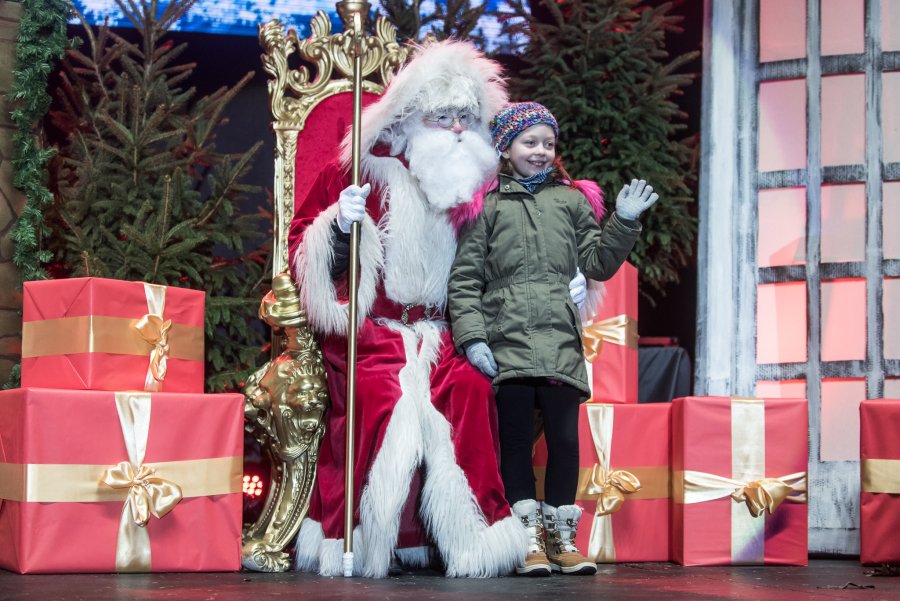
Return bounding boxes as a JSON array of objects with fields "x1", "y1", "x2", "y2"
[{"x1": 371, "y1": 296, "x2": 445, "y2": 325}]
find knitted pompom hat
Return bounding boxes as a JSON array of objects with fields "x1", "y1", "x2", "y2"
[{"x1": 489, "y1": 102, "x2": 558, "y2": 153}]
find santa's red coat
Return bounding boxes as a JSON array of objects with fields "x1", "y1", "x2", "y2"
[{"x1": 287, "y1": 157, "x2": 524, "y2": 578}]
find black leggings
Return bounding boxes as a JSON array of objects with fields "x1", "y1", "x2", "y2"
[{"x1": 495, "y1": 379, "x2": 580, "y2": 507}]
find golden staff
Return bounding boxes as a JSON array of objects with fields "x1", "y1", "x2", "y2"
[{"x1": 336, "y1": 0, "x2": 368, "y2": 578}]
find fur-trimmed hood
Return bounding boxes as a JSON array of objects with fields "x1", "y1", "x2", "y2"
[{"x1": 449, "y1": 176, "x2": 607, "y2": 234}]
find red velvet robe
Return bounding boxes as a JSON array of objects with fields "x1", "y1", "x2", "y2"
[{"x1": 287, "y1": 154, "x2": 524, "y2": 578}]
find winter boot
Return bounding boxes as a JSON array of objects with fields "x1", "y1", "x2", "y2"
[
  {"x1": 542, "y1": 502, "x2": 597, "y2": 575},
  {"x1": 510, "y1": 499, "x2": 552, "y2": 576}
]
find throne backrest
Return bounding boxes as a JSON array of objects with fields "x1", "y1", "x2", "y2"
[{"x1": 258, "y1": 11, "x2": 408, "y2": 276}]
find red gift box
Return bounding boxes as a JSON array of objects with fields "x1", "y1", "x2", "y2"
[
  {"x1": 583, "y1": 262, "x2": 638, "y2": 403},
  {"x1": 21, "y1": 278, "x2": 205, "y2": 392},
  {"x1": 0, "y1": 388, "x2": 243, "y2": 573},
  {"x1": 860, "y1": 399, "x2": 900, "y2": 564},
  {"x1": 672, "y1": 396, "x2": 808, "y2": 566},
  {"x1": 534, "y1": 402, "x2": 670, "y2": 562}
]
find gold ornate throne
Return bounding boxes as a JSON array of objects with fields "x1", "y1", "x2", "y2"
[{"x1": 240, "y1": 4, "x2": 407, "y2": 572}]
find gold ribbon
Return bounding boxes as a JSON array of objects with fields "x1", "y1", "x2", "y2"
[
  {"x1": 674, "y1": 398, "x2": 808, "y2": 564},
  {"x1": 139, "y1": 284, "x2": 167, "y2": 391},
  {"x1": 534, "y1": 464, "x2": 669, "y2": 503},
  {"x1": 861, "y1": 459, "x2": 900, "y2": 494},
  {"x1": 676, "y1": 470, "x2": 808, "y2": 516},
  {"x1": 582, "y1": 314, "x2": 638, "y2": 363},
  {"x1": 20, "y1": 283, "x2": 204, "y2": 392},
  {"x1": 100, "y1": 461, "x2": 183, "y2": 527},
  {"x1": 586, "y1": 464, "x2": 642, "y2": 517},
  {"x1": 582, "y1": 404, "x2": 668, "y2": 563},
  {"x1": 21, "y1": 316, "x2": 203, "y2": 360},
  {"x1": 134, "y1": 314, "x2": 173, "y2": 385},
  {"x1": 0, "y1": 457, "x2": 241, "y2": 504},
  {"x1": 0, "y1": 393, "x2": 241, "y2": 573}
]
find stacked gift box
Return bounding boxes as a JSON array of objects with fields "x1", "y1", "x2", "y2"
[
  {"x1": 860, "y1": 399, "x2": 900, "y2": 565},
  {"x1": 534, "y1": 261, "x2": 811, "y2": 565},
  {"x1": 0, "y1": 278, "x2": 244, "y2": 573},
  {"x1": 534, "y1": 263, "x2": 671, "y2": 562}
]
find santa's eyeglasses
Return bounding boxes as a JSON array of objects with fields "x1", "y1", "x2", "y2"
[{"x1": 423, "y1": 111, "x2": 478, "y2": 129}]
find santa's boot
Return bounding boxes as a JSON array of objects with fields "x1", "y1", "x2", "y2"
[
  {"x1": 541, "y1": 502, "x2": 597, "y2": 575},
  {"x1": 510, "y1": 499, "x2": 552, "y2": 577}
]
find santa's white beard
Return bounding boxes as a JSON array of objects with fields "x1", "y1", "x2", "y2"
[{"x1": 405, "y1": 125, "x2": 498, "y2": 211}]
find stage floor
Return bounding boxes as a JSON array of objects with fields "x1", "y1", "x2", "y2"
[{"x1": 1, "y1": 560, "x2": 898, "y2": 600}]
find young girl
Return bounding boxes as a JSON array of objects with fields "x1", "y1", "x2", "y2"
[{"x1": 448, "y1": 102, "x2": 658, "y2": 577}]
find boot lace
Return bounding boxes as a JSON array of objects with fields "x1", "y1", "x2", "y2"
[
  {"x1": 519, "y1": 510, "x2": 546, "y2": 554},
  {"x1": 557, "y1": 517, "x2": 579, "y2": 553}
]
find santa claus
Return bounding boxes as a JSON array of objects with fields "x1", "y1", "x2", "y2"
[{"x1": 288, "y1": 41, "x2": 545, "y2": 578}]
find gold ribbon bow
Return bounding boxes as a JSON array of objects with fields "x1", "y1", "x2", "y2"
[
  {"x1": 587, "y1": 464, "x2": 642, "y2": 517},
  {"x1": 730, "y1": 477, "x2": 796, "y2": 518},
  {"x1": 101, "y1": 461, "x2": 183, "y2": 527},
  {"x1": 582, "y1": 314, "x2": 638, "y2": 362},
  {"x1": 134, "y1": 315, "x2": 172, "y2": 383}
]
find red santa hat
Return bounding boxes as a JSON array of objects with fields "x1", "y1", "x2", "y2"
[{"x1": 341, "y1": 39, "x2": 508, "y2": 164}]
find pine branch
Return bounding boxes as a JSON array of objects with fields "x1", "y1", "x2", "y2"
[
  {"x1": 46, "y1": 0, "x2": 270, "y2": 391},
  {"x1": 499, "y1": 0, "x2": 698, "y2": 299}
]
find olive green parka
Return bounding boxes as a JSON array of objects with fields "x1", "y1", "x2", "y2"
[{"x1": 448, "y1": 174, "x2": 642, "y2": 399}]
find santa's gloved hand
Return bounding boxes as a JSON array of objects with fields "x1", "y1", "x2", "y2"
[
  {"x1": 569, "y1": 269, "x2": 586, "y2": 311},
  {"x1": 615, "y1": 179, "x2": 659, "y2": 221},
  {"x1": 465, "y1": 341, "x2": 498, "y2": 378},
  {"x1": 336, "y1": 183, "x2": 371, "y2": 234}
]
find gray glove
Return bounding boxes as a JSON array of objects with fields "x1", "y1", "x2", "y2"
[
  {"x1": 615, "y1": 179, "x2": 659, "y2": 221},
  {"x1": 336, "y1": 183, "x2": 370, "y2": 234},
  {"x1": 569, "y1": 268, "x2": 586, "y2": 311},
  {"x1": 465, "y1": 341, "x2": 498, "y2": 378}
]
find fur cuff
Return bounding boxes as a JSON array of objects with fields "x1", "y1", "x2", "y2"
[
  {"x1": 292, "y1": 203, "x2": 384, "y2": 337},
  {"x1": 580, "y1": 278, "x2": 606, "y2": 324}
]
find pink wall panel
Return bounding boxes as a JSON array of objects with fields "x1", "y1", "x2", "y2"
[
  {"x1": 821, "y1": 184, "x2": 866, "y2": 263},
  {"x1": 755, "y1": 379, "x2": 807, "y2": 398},
  {"x1": 759, "y1": 80, "x2": 808, "y2": 172},
  {"x1": 822, "y1": 0, "x2": 865, "y2": 56},
  {"x1": 820, "y1": 378, "x2": 866, "y2": 461},
  {"x1": 758, "y1": 187, "x2": 806, "y2": 267},
  {"x1": 759, "y1": 0, "x2": 807, "y2": 62},
  {"x1": 885, "y1": 278, "x2": 900, "y2": 360},
  {"x1": 821, "y1": 279, "x2": 867, "y2": 362},
  {"x1": 757, "y1": 282, "x2": 808, "y2": 364},
  {"x1": 885, "y1": 378, "x2": 900, "y2": 398},
  {"x1": 822, "y1": 74, "x2": 866, "y2": 167},
  {"x1": 884, "y1": 72, "x2": 900, "y2": 165},
  {"x1": 886, "y1": 182, "x2": 900, "y2": 260},
  {"x1": 884, "y1": 0, "x2": 900, "y2": 52}
]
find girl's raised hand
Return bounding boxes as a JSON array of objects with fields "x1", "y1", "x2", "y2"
[{"x1": 615, "y1": 179, "x2": 659, "y2": 221}]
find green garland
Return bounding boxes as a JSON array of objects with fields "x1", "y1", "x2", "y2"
[
  {"x1": 8, "y1": 0, "x2": 71, "y2": 284},
  {"x1": 3, "y1": 0, "x2": 69, "y2": 389}
]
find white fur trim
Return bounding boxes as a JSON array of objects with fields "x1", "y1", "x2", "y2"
[
  {"x1": 580, "y1": 279, "x2": 606, "y2": 324},
  {"x1": 394, "y1": 546, "x2": 433, "y2": 569},
  {"x1": 294, "y1": 320, "x2": 525, "y2": 578},
  {"x1": 294, "y1": 518, "x2": 368, "y2": 577},
  {"x1": 401, "y1": 322, "x2": 526, "y2": 577},
  {"x1": 294, "y1": 518, "x2": 324, "y2": 572},
  {"x1": 356, "y1": 338, "x2": 425, "y2": 577},
  {"x1": 292, "y1": 203, "x2": 384, "y2": 337}
]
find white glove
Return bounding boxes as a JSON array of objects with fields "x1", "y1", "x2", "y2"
[
  {"x1": 615, "y1": 179, "x2": 659, "y2": 221},
  {"x1": 569, "y1": 269, "x2": 586, "y2": 311},
  {"x1": 336, "y1": 183, "x2": 371, "y2": 234},
  {"x1": 465, "y1": 341, "x2": 498, "y2": 378}
]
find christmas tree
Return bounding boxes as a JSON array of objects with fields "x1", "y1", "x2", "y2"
[
  {"x1": 375, "y1": 0, "x2": 487, "y2": 45},
  {"x1": 45, "y1": 0, "x2": 269, "y2": 391},
  {"x1": 500, "y1": 0, "x2": 698, "y2": 297}
]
